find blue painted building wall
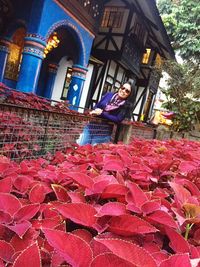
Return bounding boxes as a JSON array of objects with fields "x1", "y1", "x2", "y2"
[{"x1": 0, "y1": 0, "x2": 94, "y2": 107}]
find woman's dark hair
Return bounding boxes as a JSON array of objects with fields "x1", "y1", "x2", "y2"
[
  {"x1": 122, "y1": 81, "x2": 136, "y2": 120},
  {"x1": 124, "y1": 81, "x2": 135, "y2": 101}
]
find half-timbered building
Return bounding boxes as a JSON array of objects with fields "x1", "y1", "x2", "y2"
[{"x1": 0, "y1": 0, "x2": 174, "y2": 121}]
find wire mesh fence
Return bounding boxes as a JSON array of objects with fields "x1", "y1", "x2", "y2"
[{"x1": 0, "y1": 103, "x2": 115, "y2": 161}]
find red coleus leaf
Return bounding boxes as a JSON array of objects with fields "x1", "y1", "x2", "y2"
[
  {"x1": 147, "y1": 210, "x2": 178, "y2": 229},
  {"x1": 141, "y1": 200, "x2": 161, "y2": 215},
  {"x1": 0, "y1": 240, "x2": 15, "y2": 263},
  {"x1": 103, "y1": 159, "x2": 125, "y2": 171},
  {"x1": 126, "y1": 181, "x2": 148, "y2": 208},
  {"x1": 51, "y1": 251, "x2": 66, "y2": 267},
  {"x1": 0, "y1": 210, "x2": 12, "y2": 224},
  {"x1": 101, "y1": 184, "x2": 129, "y2": 199},
  {"x1": 108, "y1": 214, "x2": 157, "y2": 236},
  {"x1": 13, "y1": 243, "x2": 41, "y2": 267},
  {"x1": 85, "y1": 181, "x2": 108, "y2": 196},
  {"x1": 177, "y1": 179, "x2": 200, "y2": 197},
  {"x1": 43, "y1": 228, "x2": 93, "y2": 267},
  {"x1": 0, "y1": 178, "x2": 12, "y2": 193},
  {"x1": 178, "y1": 161, "x2": 198, "y2": 174},
  {"x1": 29, "y1": 184, "x2": 46, "y2": 204},
  {"x1": 71, "y1": 229, "x2": 93, "y2": 244},
  {"x1": 13, "y1": 175, "x2": 32, "y2": 194},
  {"x1": 165, "y1": 227, "x2": 190, "y2": 253},
  {"x1": 96, "y1": 202, "x2": 127, "y2": 217},
  {"x1": 65, "y1": 172, "x2": 94, "y2": 188},
  {"x1": 10, "y1": 229, "x2": 39, "y2": 252},
  {"x1": 55, "y1": 203, "x2": 97, "y2": 228},
  {"x1": 32, "y1": 216, "x2": 63, "y2": 230},
  {"x1": 14, "y1": 204, "x2": 40, "y2": 222},
  {"x1": 6, "y1": 221, "x2": 32, "y2": 238},
  {"x1": 116, "y1": 148, "x2": 133, "y2": 166},
  {"x1": 67, "y1": 191, "x2": 86, "y2": 203},
  {"x1": 159, "y1": 253, "x2": 191, "y2": 267},
  {"x1": 0, "y1": 193, "x2": 21, "y2": 216},
  {"x1": 169, "y1": 182, "x2": 191, "y2": 205},
  {"x1": 51, "y1": 184, "x2": 70, "y2": 202},
  {"x1": 151, "y1": 251, "x2": 169, "y2": 265},
  {"x1": 90, "y1": 252, "x2": 136, "y2": 267},
  {"x1": 95, "y1": 238, "x2": 158, "y2": 267}
]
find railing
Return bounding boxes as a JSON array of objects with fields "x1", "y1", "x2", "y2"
[
  {"x1": 0, "y1": 102, "x2": 117, "y2": 161},
  {"x1": 1, "y1": 83, "x2": 199, "y2": 162}
]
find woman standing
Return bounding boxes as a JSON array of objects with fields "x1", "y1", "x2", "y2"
[{"x1": 78, "y1": 81, "x2": 134, "y2": 145}]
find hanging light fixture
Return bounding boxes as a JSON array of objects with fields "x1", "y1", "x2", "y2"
[
  {"x1": 142, "y1": 48, "x2": 151, "y2": 64},
  {"x1": 44, "y1": 32, "x2": 60, "y2": 58}
]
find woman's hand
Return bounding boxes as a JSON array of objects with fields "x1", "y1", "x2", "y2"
[{"x1": 90, "y1": 108, "x2": 103, "y2": 115}]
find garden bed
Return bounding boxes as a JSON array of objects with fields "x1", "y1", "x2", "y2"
[{"x1": 0, "y1": 138, "x2": 200, "y2": 266}]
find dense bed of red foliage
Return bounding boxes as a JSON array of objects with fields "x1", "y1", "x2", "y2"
[{"x1": 0, "y1": 138, "x2": 200, "y2": 266}]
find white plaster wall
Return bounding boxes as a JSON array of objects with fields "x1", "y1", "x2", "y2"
[
  {"x1": 133, "y1": 87, "x2": 145, "y2": 120},
  {"x1": 51, "y1": 57, "x2": 72, "y2": 101},
  {"x1": 78, "y1": 64, "x2": 94, "y2": 112}
]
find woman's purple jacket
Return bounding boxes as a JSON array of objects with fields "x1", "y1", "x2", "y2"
[{"x1": 95, "y1": 92, "x2": 129, "y2": 123}]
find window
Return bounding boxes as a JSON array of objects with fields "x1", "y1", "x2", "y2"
[
  {"x1": 61, "y1": 67, "x2": 72, "y2": 100},
  {"x1": 4, "y1": 27, "x2": 26, "y2": 81},
  {"x1": 131, "y1": 18, "x2": 147, "y2": 46},
  {"x1": 101, "y1": 7, "x2": 124, "y2": 28}
]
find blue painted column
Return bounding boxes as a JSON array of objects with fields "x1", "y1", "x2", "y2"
[
  {"x1": 67, "y1": 64, "x2": 88, "y2": 110},
  {"x1": 0, "y1": 39, "x2": 10, "y2": 82},
  {"x1": 16, "y1": 34, "x2": 46, "y2": 93},
  {"x1": 44, "y1": 63, "x2": 58, "y2": 99}
]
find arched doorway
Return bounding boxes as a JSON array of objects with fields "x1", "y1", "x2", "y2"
[
  {"x1": 3, "y1": 27, "x2": 26, "y2": 88},
  {"x1": 37, "y1": 27, "x2": 80, "y2": 100}
]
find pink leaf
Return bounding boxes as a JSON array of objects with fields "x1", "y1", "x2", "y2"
[
  {"x1": 90, "y1": 253, "x2": 136, "y2": 267},
  {"x1": 71, "y1": 229, "x2": 93, "y2": 244},
  {"x1": 97, "y1": 202, "x2": 127, "y2": 217},
  {"x1": 141, "y1": 200, "x2": 161, "y2": 214},
  {"x1": 51, "y1": 251, "x2": 65, "y2": 267},
  {"x1": 67, "y1": 191, "x2": 86, "y2": 203},
  {"x1": 29, "y1": 184, "x2": 46, "y2": 204},
  {"x1": 14, "y1": 204, "x2": 40, "y2": 222},
  {"x1": 108, "y1": 214, "x2": 157, "y2": 236},
  {"x1": 176, "y1": 179, "x2": 200, "y2": 197},
  {"x1": 0, "y1": 178, "x2": 12, "y2": 193},
  {"x1": 43, "y1": 228, "x2": 92, "y2": 267},
  {"x1": 147, "y1": 210, "x2": 178, "y2": 229},
  {"x1": 0, "y1": 210, "x2": 12, "y2": 224},
  {"x1": 179, "y1": 161, "x2": 198, "y2": 173},
  {"x1": 103, "y1": 159, "x2": 125, "y2": 171},
  {"x1": 0, "y1": 193, "x2": 21, "y2": 216},
  {"x1": 51, "y1": 184, "x2": 70, "y2": 202},
  {"x1": 32, "y1": 216, "x2": 62, "y2": 230},
  {"x1": 6, "y1": 221, "x2": 32, "y2": 238},
  {"x1": 10, "y1": 229, "x2": 39, "y2": 252},
  {"x1": 151, "y1": 251, "x2": 169, "y2": 265},
  {"x1": 126, "y1": 181, "x2": 148, "y2": 208},
  {"x1": 13, "y1": 243, "x2": 41, "y2": 267},
  {"x1": 169, "y1": 182, "x2": 191, "y2": 205},
  {"x1": 165, "y1": 227, "x2": 190, "y2": 253},
  {"x1": 65, "y1": 172, "x2": 94, "y2": 188},
  {"x1": 13, "y1": 175, "x2": 31, "y2": 194},
  {"x1": 85, "y1": 180, "x2": 111, "y2": 196},
  {"x1": 95, "y1": 238, "x2": 158, "y2": 267},
  {"x1": 101, "y1": 184, "x2": 129, "y2": 199},
  {"x1": 159, "y1": 253, "x2": 191, "y2": 267},
  {"x1": 0, "y1": 240, "x2": 15, "y2": 262},
  {"x1": 56, "y1": 203, "x2": 97, "y2": 227}
]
